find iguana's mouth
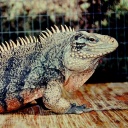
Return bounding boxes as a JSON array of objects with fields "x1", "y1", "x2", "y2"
[
  {"x1": 71, "y1": 47, "x2": 113, "y2": 58},
  {"x1": 70, "y1": 52, "x2": 104, "y2": 59}
]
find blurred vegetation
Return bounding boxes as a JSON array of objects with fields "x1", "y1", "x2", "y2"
[
  {"x1": 0, "y1": 0, "x2": 128, "y2": 82},
  {"x1": 0, "y1": 0, "x2": 127, "y2": 39},
  {"x1": 0, "y1": 0, "x2": 90, "y2": 21}
]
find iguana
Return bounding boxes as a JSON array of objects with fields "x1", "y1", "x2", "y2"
[{"x1": 0, "y1": 25, "x2": 118, "y2": 114}]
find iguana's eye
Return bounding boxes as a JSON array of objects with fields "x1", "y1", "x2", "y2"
[{"x1": 89, "y1": 37, "x2": 95, "y2": 42}]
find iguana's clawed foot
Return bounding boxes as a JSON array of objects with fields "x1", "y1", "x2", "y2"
[{"x1": 66, "y1": 103, "x2": 90, "y2": 114}]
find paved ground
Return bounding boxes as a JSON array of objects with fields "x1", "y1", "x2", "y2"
[{"x1": 0, "y1": 82, "x2": 128, "y2": 128}]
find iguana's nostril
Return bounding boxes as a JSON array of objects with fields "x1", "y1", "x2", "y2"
[{"x1": 109, "y1": 38, "x2": 115, "y2": 44}]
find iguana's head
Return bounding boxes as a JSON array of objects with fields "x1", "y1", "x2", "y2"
[
  {"x1": 63, "y1": 30, "x2": 118, "y2": 72},
  {"x1": 62, "y1": 29, "x2": 118, "y2": 92},
  {"x1": 39, "y1": 25, "x2": 118, "y2": 72}
]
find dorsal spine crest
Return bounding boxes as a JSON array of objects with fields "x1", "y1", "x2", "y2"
[
  {"x1": 0, "y1": 25, "x2": 74, "y2": 53},
  {"x1": 39, "y1": 25, "x2": 74, "y2": 41}
]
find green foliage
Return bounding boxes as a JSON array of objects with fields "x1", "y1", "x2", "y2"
[
  {"x1": 114, "y1": 0, "x2": 128, "y2": 12},
  {"x1": 0, "y1": 0, "x2": 90, "y2": 21}
]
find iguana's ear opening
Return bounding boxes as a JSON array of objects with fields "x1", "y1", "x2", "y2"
[{"x1": 70, "y1": 32, "x2": 88, "y2": 52}]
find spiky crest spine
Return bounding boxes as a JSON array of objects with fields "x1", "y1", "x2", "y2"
[{"x1": 0, "y1": 25, "x2": 74, "y2": 53}]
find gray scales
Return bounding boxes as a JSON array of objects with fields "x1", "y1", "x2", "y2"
[{"x1": 0, "y1": 25, "x2": 118, "y2": 114}]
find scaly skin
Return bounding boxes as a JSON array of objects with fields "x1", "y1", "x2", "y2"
[{"x1": 0, "y1": 25, "x2": 118, "y2": 114}]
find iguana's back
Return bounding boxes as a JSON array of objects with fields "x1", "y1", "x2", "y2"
[
  {"x1": 0, "y1": 39, "x2": 45, "y2": 112},
  {"x1": 0, "y1": 25, "x2": 74, "y2": 112}
]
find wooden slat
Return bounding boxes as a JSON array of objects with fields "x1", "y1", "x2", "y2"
[{"x1": 0, "y1": 82, "x2": 128, "y2": 128}]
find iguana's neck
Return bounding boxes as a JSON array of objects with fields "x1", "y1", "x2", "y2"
[
  {"x1": 39, "y1": 32, "x2": 74, "y2": 69},
  {"x1": 40, "y1": 32, "x2": 74, "y2": 53}
]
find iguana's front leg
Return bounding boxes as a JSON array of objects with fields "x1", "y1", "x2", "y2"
[
  {"x1": 42, "y1": 80, "x2": 70, "y2": 113},
  {"x1": 43, "y1": 80, "x2": 87, "y2": 114}
]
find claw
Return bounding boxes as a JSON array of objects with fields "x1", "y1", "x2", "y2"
[
  {"x1": 71, "y1": 103, "x2": 77, "y2": 107},
  {"x1": 81, "y1": 104, "x2": 86, "y2": 109},
  {"x1": 66, "y1": 104, "x2": 87, "y2": 114}
]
